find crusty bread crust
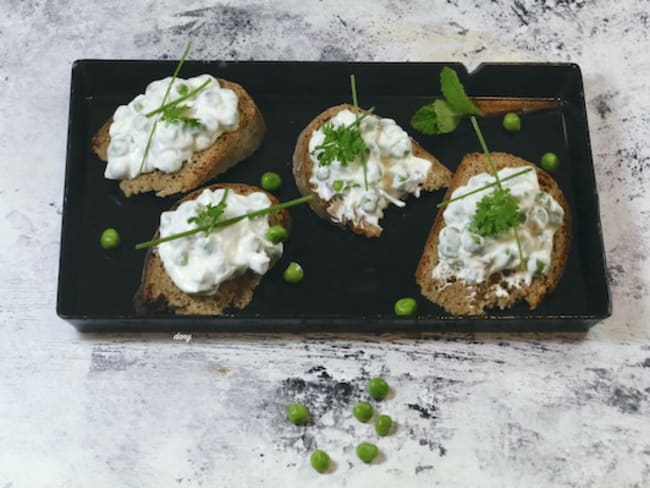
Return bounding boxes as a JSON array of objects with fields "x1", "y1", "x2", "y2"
[
  {"x1": 134, "y1": 183, "x2": 290, "y2": 315},
  {"x1": 415, "y1": 152, "x2": 571, "y2": 315},
  {"x1": 92, "y1": 79, "x2": 266, "y2": 197},
  {"x1": 292, "y1": 104, "x2": 452, "y2": 238}
]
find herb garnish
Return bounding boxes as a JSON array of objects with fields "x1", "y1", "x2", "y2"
[
  {"x1": 135, "y1": 195, "x2": 314, "y2": 250},
  {"x1": 312, "y1": 75, "x2": 373, "y2": 190},
  {"x1": 139, "y1": 42, "x2": 192, "y2": 174},
  {"x1": 412, "y1": 66, "x2": 526, "y2": 269},
  {"x1": 138, "y1": 43, "x2": 213, "y2": 173},
  {"x1": 187, "y1": 189, "x2": 229, "y2": 233},
  {"x1": 160, "y1": 104, "x2": 203, "y2": 128}
]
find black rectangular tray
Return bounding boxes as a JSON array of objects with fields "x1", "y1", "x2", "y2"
[{"x1": 57, "y1": 61, "x2": 611, "y2": 332}]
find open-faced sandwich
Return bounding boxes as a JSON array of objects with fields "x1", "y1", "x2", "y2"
[
  {"x1": 292, "y1": 78, "x2": 452, "y2": 238},
  {"x1": 416, "y1": 152, "x2": 570, "y2": 315},
  {"x1": 134, "y1": 183, "x2": 291, "y2": 315},
  {"x1": 92, "y1": 72, "x2": 265, "y2": 197}
]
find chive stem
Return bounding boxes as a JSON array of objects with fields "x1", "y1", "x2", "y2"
[
  {"x1": 350, "y1": 74, "x2": 369, "y2": 191},
  {"x1": 138, "y1": 42, "x2": 192, "y2": 174},
  {"x1": 135, "y1": 195, "x2": 314, "y2": 250},
  {"x1": 436, "y1": 168, "x2": 533, "y2": 208},
  {"x1": 145, "y1": 78, "x2": 211, "y2": 118}
]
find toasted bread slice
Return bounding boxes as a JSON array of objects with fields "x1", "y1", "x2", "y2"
[
  {"x1": 134, "y1": 183, "x2": 289, "y2": 315},
  {"x1": 92, "y1": 80, "x2": 265, "y2": 197},
  {"x1": 292, "y1": 104, "x2": 452, "y2": 237},
  {"x1": 416, "y1": 152, "x2": 571, "y2": 315}
]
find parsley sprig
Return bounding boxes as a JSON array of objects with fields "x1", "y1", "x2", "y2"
[
  {"x1": 187, "y1": 189, "x2": 229, "y2": 233},
  {"x1": 312, "y1": 75, "x2": 373, "y2": 190},
  {"x1": 135, "y1": 195, "x2": 314, "y2": 250},
  {"x1": 412, "y1": 66, "x2": 526, "y2": 269}
]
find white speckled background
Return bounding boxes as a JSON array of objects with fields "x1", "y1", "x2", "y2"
[{"x1": 1, "y1": 1, "x2": 649, "y2": 486}]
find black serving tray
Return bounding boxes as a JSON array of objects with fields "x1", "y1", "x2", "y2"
[{"x1": 57, "y1": 61, "x2": 611, "y2": 332}]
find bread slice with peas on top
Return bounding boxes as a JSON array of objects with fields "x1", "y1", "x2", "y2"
[
  {"x1": 134, "y1": 183, "x2": 290, "y2": 315},
  {"x1": 292, "y1": 104, "x2": 452, "y2": 238},
  {"x1": 416, "y1": 152, "x2": 570, "y2": 315},
  {"x1": 92, "y1": 75, "x2": 265, "y2": 197}
]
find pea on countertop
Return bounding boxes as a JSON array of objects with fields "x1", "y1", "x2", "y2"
[
  {"x1": 375, "y1": 414, "x2": 393, "y2": 436},
  {"x1": 310, "y1": 450, "x2": 331, "y2": 473},
  {"x1": 368, "y1": 378, "x2": 389, "y2": 401},
  {"x1": 287, "y1": 403, "x2": 310, "y2": 425},
  {"x1": 356, "y1": 443, "x2": 379, "y2": 463},
  {"x1": 353, "y1": 402, "x2": 374, "y2": 423}
]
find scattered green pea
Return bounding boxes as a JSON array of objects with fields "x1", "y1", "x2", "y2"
[
  {"x1": 261, "y1": 171, "x2": 282, "y2": 191},
  {"x1": 394, "y1": 297, "x2": 417, "y2": 316},
  {"x1": 176, "y1": 83, "x2": 189, "y2": 95},
  {"x1": 356, "y1": 443, "x2": 379, "y2": 463},
  {"x1": 287, "y1": 403, "x2": 310, "y2": 425},
  {"x1": 502, "y1": 112, "x2": 521, "y2": 132},
  {"x1": 541, "y1": 152, "x2": 560, "y2": 172},
  {"x1": 368, "y1": 378, "x2": 389, "y2": 401},
  {"x1": 100, "y1": 228, "x2": 120, "y2": 250},
  {"x1": 332, "y1": 180, "x2": 344, "y2": 192},
  {"x1": 353, "y1": 402, "x2": 374, "y2": 423},
  {"x1": 375, "y1": 414, "x2": 393, "y2": 436},
  {"x1": 283, "y1": 262, "x2": 304, "y2": 283},
  {"x1": 310, "y1": 449, "x2": 331, "y2": 473},
  {"x1": 266, "y1": 225, "x2": 288, "y2": 244}
]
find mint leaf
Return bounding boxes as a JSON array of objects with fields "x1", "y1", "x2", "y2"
[
  {"x1": 440, "y1": 67, "x2": 480, "y2": 115},
  {"x1": 411, "y1": 103, "x2": 439, "y2": 135},
  {"x1": 433, "y1": 100, "x2": 462, "y2": 133}
]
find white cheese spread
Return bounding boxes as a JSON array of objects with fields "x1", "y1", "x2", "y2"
[
  {"x1": 105, "y1": 75, "x2": 239, "y2": 180},
  {"x1": 308, "y1": 109, "x2": 432, "y2": 228},
  {"x1": 157, "y1": 189, "x2": 282, "y2": 294},
  {"x1": 432, "y1": 167, "x2": 564, "y2": 287}
]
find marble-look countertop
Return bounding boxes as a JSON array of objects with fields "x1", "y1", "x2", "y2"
[{"x1": 1, "y1": 1, "x2": 649, "y2": 486}]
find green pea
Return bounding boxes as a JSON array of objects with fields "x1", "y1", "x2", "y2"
[
  {"x1": 100, "y1": 228, "x2": 120, "y2": 250},
  {"x1": 332, "y1": 180, "x2": 344, "y2": 192},
  {"x1": 261, "y1": 172, "x2": 282, "y2": 191},
  {"x1": 502, "y1": 112, "x2": 521, "y2": 132},
  {"x1": 266, "y1": 225, "x2": 288, "y2": 244},
  {"x1": 310, "y1": 450, "x2": 331, "y2": 473},
  {"x1": 286, "y1": 403, "x2": 310, "y2": 425},
  {"x1": 176, "y1": 83, "x2": 189, "y2": 95},
  {"x1": 375, "y1": 414, "x2": 393, "y2": 436},
  {"x1": 368, "y1": 378, "x2": 389, "y2": 401},
  {"x1": 394, "y1": 297, "x2": 417, "y2": 316},
  {"x1": 283, "y1": 262, "x2": 304, "y2": 283},
  {"x1": 541, "y1": 152, "x2": 560, "y2": 172},
  {"x1": 353, "y1": 402, "x2": 374, "y2": 423},
  {"x1": 356, "y1": 443, "x2": 378, "y2": 463}
]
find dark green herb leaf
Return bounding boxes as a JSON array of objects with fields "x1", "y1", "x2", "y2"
[
  {"x1": 469, "y1": 188, "x2": 524, "y2": 237},
  {"x1": 411, "y1": 103, "x2": 439, "y2": 135},
  {"x1": 161, "y1": 104, "x2": 203, "y2": 128},
  {"x1": 314, "y1": 122, "x2": 368, "y2": 167},
  {"x1": 187, "y1": 189, "x2": 229, "y2": 233},
  {"x1": 440, "y1": 66, "x2": 480, "y2": 115}
]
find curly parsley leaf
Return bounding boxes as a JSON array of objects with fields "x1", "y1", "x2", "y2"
[
  {"x1": 440, "y1": 66, "x2": 480, "y2": 115},
  {"x1": 469, "y1": 188, "x2": 524, "y2": 237},
  {"x1": 313, "y1": 122, "x2": 368, "y2": 167},
  {"x1": 161, "y1": 104, "x2": 203, "y2": 128},
  {"x1": 187, "y1": 189, "x2": 229, "y2": 233}
]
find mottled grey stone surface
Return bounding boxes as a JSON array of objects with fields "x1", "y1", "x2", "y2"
[{"x1": 1, "y1": 1, "x2": 649, "y2": 486}]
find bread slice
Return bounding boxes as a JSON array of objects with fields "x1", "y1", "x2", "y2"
[
  {"x1": 416, "y1": 152, "x2": 571, "y2": 315},
  {"x1": 92, "y1": 79, "x2": 265, "y2": 197},
  {"x1": 292, "y1": 104, "x2": 452, "y2": 237},
  {"x1": 134, "y1": 183, "x2": 290, "y2": 315}
]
